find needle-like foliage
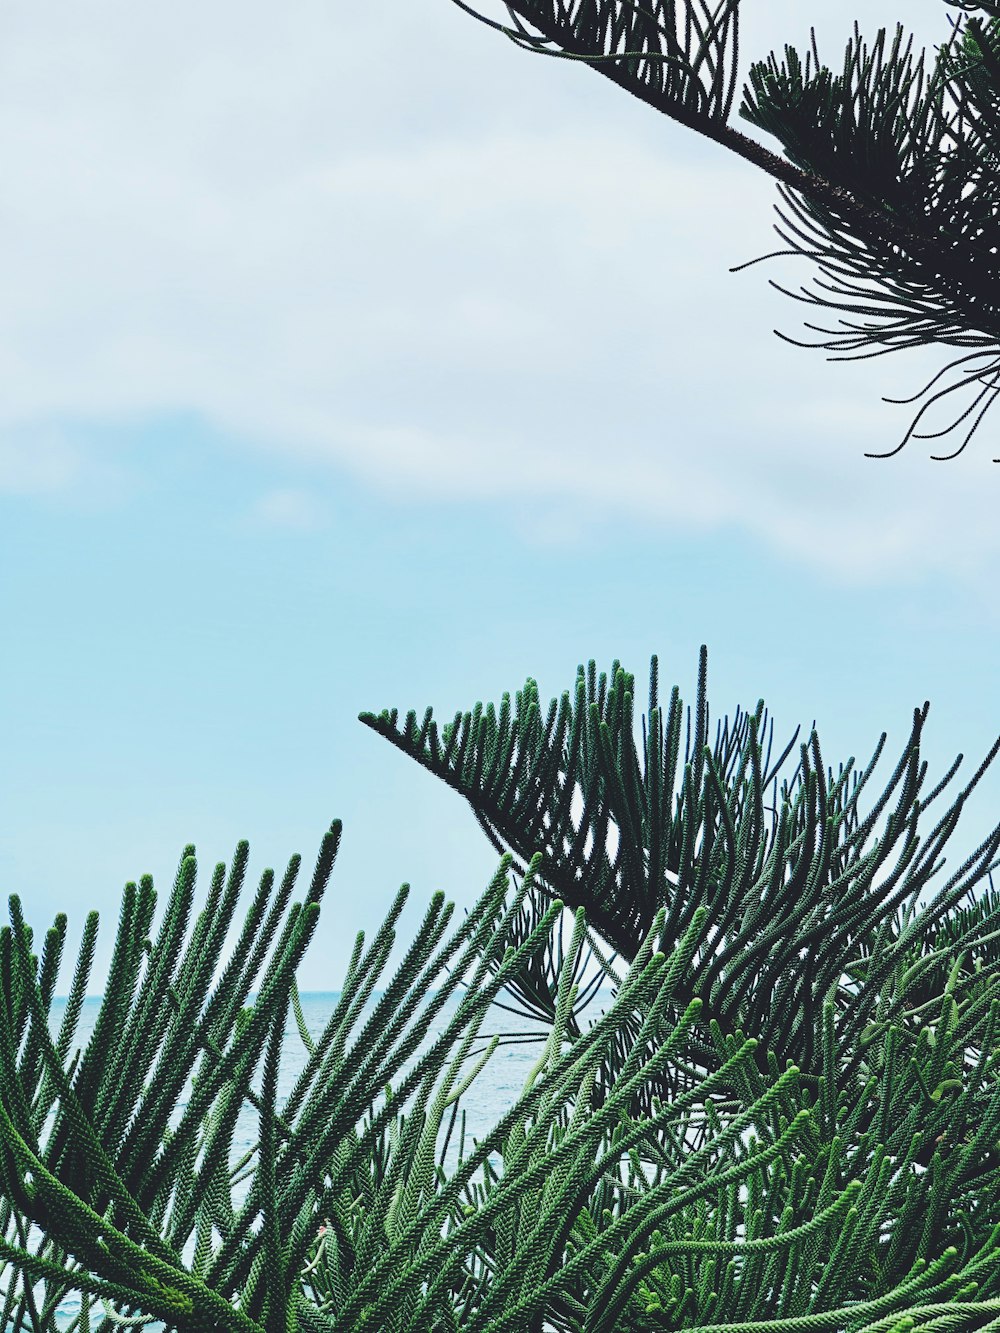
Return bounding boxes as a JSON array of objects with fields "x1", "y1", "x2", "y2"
[
  {"x1": 360, "y1": 646, "x2": 1000, "y2": 1156},
  {"x1": 0, "y1": 826, "x2": 869, "y2": 1333},
  {"x1": 440, "y1": 0, "x2": 1000, "y2": 459},
  {"x1": 4, "y1": 786, "x2": 1000, "y2": 1329}
]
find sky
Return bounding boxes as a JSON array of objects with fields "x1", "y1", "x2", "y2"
[{"x1": 3, "y1": 0, "x2": 1000, "y2": 999}]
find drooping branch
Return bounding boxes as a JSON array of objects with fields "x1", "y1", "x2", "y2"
[{"x1": 444, "y1": 0, "x2": 1000, "y2": 456}]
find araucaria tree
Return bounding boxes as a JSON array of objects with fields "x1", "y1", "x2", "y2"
[
  {"x1": 4, "y1": 651, "x2": 1000, "y2": 1328},
  {"x1": 444, "y1": 0, "x2": 1000, "y2": 460},
  {"x1": 363, "y1": 644, "x2": 1000, "y2": 1171}
]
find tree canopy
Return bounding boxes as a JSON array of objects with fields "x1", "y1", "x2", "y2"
[{"x1": 446, "y1": 0, "x2": 1000, "y2": 460}]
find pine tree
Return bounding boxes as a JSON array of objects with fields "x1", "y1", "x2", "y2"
[
  {"x1": 362, "y1": 645, "x2": 1000, "y2": 1183},
  {"x1": 445, "y1": 0, "x2": 1000, "y2": 460}
]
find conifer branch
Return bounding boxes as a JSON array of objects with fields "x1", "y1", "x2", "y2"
[{"x1": 444, "y1": 0, "x2": 1000, "y2": 458}]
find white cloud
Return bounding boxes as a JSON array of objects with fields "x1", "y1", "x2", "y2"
[{"x1": 0, "y1": 0, "x2": 993, "y2": 586}]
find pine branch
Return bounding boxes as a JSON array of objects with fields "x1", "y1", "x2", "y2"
[
  {"x1": 361, "y1": 646, "x2": 1000, "y2": 1135},
  {"x1": 4, "y1": 816, "x2": 1000, "y2": 1328},
  {"x1": 444, "y1": 0, "x2": 1000, "y2": 457}
]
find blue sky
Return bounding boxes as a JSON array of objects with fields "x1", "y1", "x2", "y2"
[{"x1": 3, "y1": 0, "x2": 1000, "y2": 996}]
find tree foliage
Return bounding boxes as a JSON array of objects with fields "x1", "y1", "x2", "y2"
[
  {"x1": 3, "y1": 656, "x2": 1000, "y2": 1326},
  {"x1": 444, "y1": 0, "x2": 1000, "y2": 459},
  {"x1": 362, "y1": 646, "x2": 1000, "y2": 1190}
]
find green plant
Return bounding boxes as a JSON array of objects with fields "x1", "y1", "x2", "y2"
[
  {"x1": 359, "y1": 645, "x2": 1000, "y2": 1321},
  {"x1": 439, "y1": 0, "x2": 1000, "y2": 460},
  {"x1": 360, "y1": 647, "x2": 1000, "y2": 1114},
  {"x1": 0, "y1": 824, "x2": 839, "y2": 1333},
  {"x1": 3, "y1": 646, "x2": 1000, "y2": 1331}
]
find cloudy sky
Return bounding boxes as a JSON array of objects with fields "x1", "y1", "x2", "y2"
[{"x1": 3, "y1": 0, "x2": 999, "y2": 997}]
